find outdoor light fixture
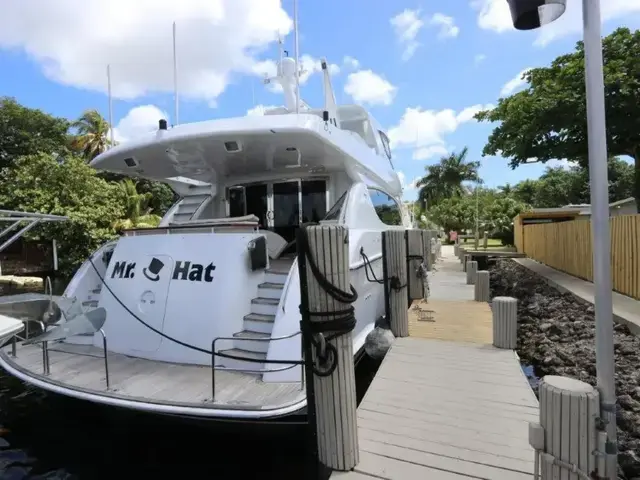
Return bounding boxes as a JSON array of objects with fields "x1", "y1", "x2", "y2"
[
  {"x1": 506, "y1": 0, "x2": 566, "y2": 30},
  {"x1": 506, "y1": 1, "x2": 617, "y2": 479}
]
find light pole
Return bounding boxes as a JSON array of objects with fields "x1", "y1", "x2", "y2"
[{"x1": 506, "y1": 1, "x2": 616, "y2": 478}]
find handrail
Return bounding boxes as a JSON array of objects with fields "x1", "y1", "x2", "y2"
[
  {"x1": 210, "y1": 331, "x2": 304, "y2": 402},
  {"x1": 9, "y1": 319, "x2": 110, "y2": 389}
]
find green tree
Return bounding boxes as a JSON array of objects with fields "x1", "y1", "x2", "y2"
[
  {"x1": 0, "y1": 153, "x2": 124, "y2": 275},
  {"x1": 475, "y1": 27, "x2": 640, "y2": 212},
  {"x1": 0, "y1": 97, "x2": 71, "y2": 170},
  {"x1": 112, "y1": 178, "x2": 161, "y2": 232},
  {"x1": 416, "y1": 147, "x2": 481, "y2": 206},
  {"x1": 71, "y1": 109, "x2": 112, "y2": 160}
]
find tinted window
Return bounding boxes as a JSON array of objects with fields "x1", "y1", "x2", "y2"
[
  {"x1": 378, "y1": 131, "x2": 393, "y2": 167},
  {"x1": 324, "y1": 191, "x2": 347, "y2": 221},
  {"x1": 369, "y1": 189, "x2": 402, "y2": 226}
]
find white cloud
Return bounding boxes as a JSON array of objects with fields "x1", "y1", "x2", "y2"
[
  {"x1": 390, "y1": 9, "x2": 425, "y2": 61},
  {"x1": 398, "y1": 171, "x2": 421, "y2": 200},
  {"x1": 111, "y1": 105, "x2": 168, "y2": 143},
  {"x1": 344, "y1": 70, "x2": 397, "y2": 106},
  {"x1": 474, "y1": 54, "x2": 487, "y2": 65},
  {"x1": 429, "y1": 13, "x2": 460, "y2": 39},
  {"x1": 246, "y1": 104, "x2": 279, "y2": 116},
  {"x1": 388, "y1": 103, "x2": 493, "y2": 161},
  {"x1": 471, "y1": 0, "x2": 513, "y2": 33},
  {"x1": 343, "y1": 56, "x2": 360, "y2": 70},
  {"x1": 500, "y1": 68, "x2": 532, "y2": 96},
  {"x1": 471, "y1": 0, "x2": 640, "y2": 46},
  {"x1": 0, "y1": 0, "x2": 293, "y2": 104}
]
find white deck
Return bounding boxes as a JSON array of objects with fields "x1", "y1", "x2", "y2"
[
  {"x1": 333, "y1": 246, "x2": 539, "y2": 479},
  {"x1": 0, "y1": 341, "x2": 305, "y2": 414}
]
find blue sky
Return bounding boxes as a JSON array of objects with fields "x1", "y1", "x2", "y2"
[{"x1": 0, "y1": 0, "x2": 639, "y2": 200}]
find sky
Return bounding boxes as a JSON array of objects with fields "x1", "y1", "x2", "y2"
[{"x1": 0, "y1": 0, "x2": 639, "y2": 201}]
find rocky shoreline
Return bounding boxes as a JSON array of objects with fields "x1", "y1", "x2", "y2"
[{"x1": 489, "y1": 259, "x2": 640, "y2": 480}]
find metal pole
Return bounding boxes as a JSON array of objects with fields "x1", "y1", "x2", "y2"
[
  {"x1": 173, "y1": 21, "x2": 179, "y2": 126},
  {"x1": 293, "y1": 0, "x2": 301, "y2": 114},
  {"x1": 582, "y1": 0, "x2": 617, "y2": 477},
  {"x1": 107, "y1": 65, "x2": 115, "y2": 147},
  {"x1": 52, "y1": 239, "x2": 58, "y2": 271}
]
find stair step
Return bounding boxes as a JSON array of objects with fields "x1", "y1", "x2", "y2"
[
  {"x1": 251, "y1": 297, "x2": 279, "y2": 305},
  {"x1": 233, "y1": 330, "x2": 271, "y2": 354},
  {"x1": 258, "y1": 282, "x2": 284, "y2": 299},
  {"x1": 82, "y1": 300, "x2": 98, "y2": 308},
  {"x1": 90, "y1": 288, "x2": 102, "y2": 294},
  {"x1": 216, "y1": 348, "x2": 267, "y2": 371},
  {"x1": 243, "y1": 313, "x2": 275, "y2": 334}
]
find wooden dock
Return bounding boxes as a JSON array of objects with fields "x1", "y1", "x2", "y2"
[{"x1": 332, "y1": 246, "x2": 539, "y2": 479}]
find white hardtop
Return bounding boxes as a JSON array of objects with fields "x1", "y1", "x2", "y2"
[{"x1": 90, "y1": 55, "x2": 401, "y2": 198}]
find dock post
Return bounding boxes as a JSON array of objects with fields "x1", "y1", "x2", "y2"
[
  {"x1": 492, "y1": 296, "x2": 517, "y2": 349},
  {"x1": 406, "y1": 230, "x2": 424, "y2": 302},
  {"x1": 453, "y1": 242, "x2": 459, "y2": 257},
  {"x1": 297, "y1": 224, "x2": 359, "y2": 473},
  {"x1": 422, "y1": 230, "x2": 432, "y2": 271},
  {"x1": 383, "y1": 230, "x2": 409, "y2": 337},
  {"x1": 474, "y1": 270, "x2": 490, "y2": 302},
  {"x1": 466, "y1": 260, "x2": 477, "y2": 284},
  {"x1": 531, "y1": 376, "x2": 601, "y2": 479}
]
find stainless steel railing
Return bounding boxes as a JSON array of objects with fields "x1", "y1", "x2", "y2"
[{"x1": 210, "y1": 331, "x2": 304, "y2": 402}]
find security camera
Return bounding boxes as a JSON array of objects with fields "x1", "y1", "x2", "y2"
[{"x1": 506, "y1": 0, "x2": 566, "y2": 30}]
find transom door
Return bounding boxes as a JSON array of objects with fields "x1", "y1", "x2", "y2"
[{"x1": 228, "y1": 179, "x2": 328, "y2": 242}]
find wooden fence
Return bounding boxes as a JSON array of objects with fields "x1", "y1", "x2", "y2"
[{"x1": 521, "y1": 214, "x2": 640, "y2": 300}]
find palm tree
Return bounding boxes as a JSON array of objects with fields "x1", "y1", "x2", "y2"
[
  {"x1": 112, "y1": 179, "x2": 161, "y2": 232},
  {"x1": 71, "y1": 109, "x2": 112, "y2": 160},
  {"x1": 416, "y1": 147, "x2": 481, "y2": 207}
]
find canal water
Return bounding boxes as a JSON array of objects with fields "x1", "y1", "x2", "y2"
[{"x1": 0, "y1": 279, "x2": 382, "y2": 479}]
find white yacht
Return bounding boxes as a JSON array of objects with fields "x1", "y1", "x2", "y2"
[{"x1": 0, "y1": 54, "x2": 411, "y2": 422}]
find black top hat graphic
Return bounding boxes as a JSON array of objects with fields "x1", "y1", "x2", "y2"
[{"x1": 143, "y1": 257, "x2": 164, "y2": 282}]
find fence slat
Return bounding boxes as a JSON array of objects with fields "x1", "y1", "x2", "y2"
[{"x1": 521, "y1": 214, "x2": 640, "y2": 300}]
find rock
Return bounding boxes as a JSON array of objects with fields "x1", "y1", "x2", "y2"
[{"x1": 489, "y1": 258, "x2": 640, "y2": 480}]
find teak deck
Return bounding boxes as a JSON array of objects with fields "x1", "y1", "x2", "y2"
[
  {"x1": 0, "y1": 342, "x2": 304, "y2": 411},
  {"x1": 333, "y1": 246, "x2": 539, "y2": 479}
]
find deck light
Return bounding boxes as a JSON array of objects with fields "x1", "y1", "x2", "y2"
[{"x1": 506, "y1": 0, "x2": 566, "y2": 30}]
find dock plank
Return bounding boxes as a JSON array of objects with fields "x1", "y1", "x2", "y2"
[{"x1": 332, "y1": 245, "x2": 538, "y2": 479}]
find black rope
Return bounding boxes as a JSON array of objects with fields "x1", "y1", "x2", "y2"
[
  {"x1": 360, "y1": 247, "x2": 384, "y2": 284},
  {"x1": 298, "y1": 224, "x2": 358, "y2": 377}
]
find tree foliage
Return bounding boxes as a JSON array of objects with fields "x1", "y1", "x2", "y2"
[
  {"x1": 0, "y1": 154, "x2": 124, "y2": 274},
  {"x1": 0, "y1": 97, "x2": 71, "y2": 170},
  {"x1": 427, "y1": 188, "x2": 530, "y2": 245},
  {"x1": 70, "y1": 109, "x2": 112, "y2": 160},
  {"x1": 416, "y1": 147, "x2": 481, "y2": 207},
  {"x1": 475, "y1": 27, "x2": 640, "y2": 211}
]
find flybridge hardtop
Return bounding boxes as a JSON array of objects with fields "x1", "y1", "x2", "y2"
[
  {"x1": 0, "y1": 48, "x2": 412, "y2": 422},
  {"x1": 90, "y1": 57, "x2": 401, "y2": 197}
]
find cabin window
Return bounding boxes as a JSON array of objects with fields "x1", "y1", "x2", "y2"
[
  {"x1": 324, "y1": 191, "x2": 348, "y2": 221},
  {"x1": 368, "y1": 189, "x2": 402, "y2": 226},
  {"x1": 378, "y1": 131, "x2": 393, "y2": 167}
]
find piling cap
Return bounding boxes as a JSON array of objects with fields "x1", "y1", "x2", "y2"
[{"x1": 543, "y1": 375, "x2": 594, "y2": 393}]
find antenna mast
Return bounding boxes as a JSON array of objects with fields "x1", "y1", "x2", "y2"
[
  {"x1": 107, "y1": 65, "x2": 114, "y2": 147},
  {"x1": 293, "y1": 0, "x2": 300, "y2": 114},
  {"x1": 173, "y1": 21, "x2": 179, "y2": 126}
]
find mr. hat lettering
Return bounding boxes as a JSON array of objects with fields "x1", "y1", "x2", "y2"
[{"x1": 172, "y1": 261, "x2": 216, "y2": 282}]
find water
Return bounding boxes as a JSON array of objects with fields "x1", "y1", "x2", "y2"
[{"x1": 0, "y1": 280, "x2": 382, "y2": 479}]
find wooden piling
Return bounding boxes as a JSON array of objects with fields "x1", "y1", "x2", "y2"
[
  {"x1": 422, "y1": 230, "x2": 432, "y2": 271},
  {"x1": 474, "y1": 270, "x2": 490, "y2": 302},
  {"x1": 406, "y1": 230, "x2": 424, "y2": 302},
  {"x1": 534, "y1": 376, "x2": 601, "y2": 479},
  {"x1": 383, "y1": 230, "x2": 409, "y2": 337},
  {"x1": 298, "y1": 225, "x2": 359, "y2": 471},
  {"x1": 492, "y1": 296, "x2": 517, "y2": 349},
  {"x1": 466, "y1": 260, "x2": 477, "y2": 284}
]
